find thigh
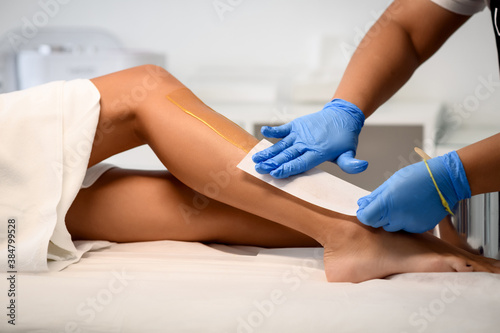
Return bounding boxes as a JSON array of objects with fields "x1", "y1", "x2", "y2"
[
  {"x1": 66, "y1": 168, "x2": 218, "y2": 242},
  {"x1": 66, "y1": 168, "x2": 318, "y2": 247},
  {"x1": 87, "y1": 65, "x2": 184, "y2": 167}
]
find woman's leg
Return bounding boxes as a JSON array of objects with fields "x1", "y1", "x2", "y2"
[
  {"x1": 77, "y1": 65, "x2": 499, "y2": 282},
  {"x1": 67, "y1": 168, "x2": 499, "y2": 283},
  {"x1": 86, "y1": 65, "x2": 337, "y2": 246},
  {"x1": 66, "y1": 168, "x2": 319, "y2": 247}
]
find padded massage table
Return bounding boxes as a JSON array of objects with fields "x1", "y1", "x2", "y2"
[{"x1": 1, "y1": 239, "x2": 499, "y2": 332}]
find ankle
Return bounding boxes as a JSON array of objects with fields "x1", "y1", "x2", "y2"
[{"x1": 316, "y1": 216, "x2": 369, "y2": 247}]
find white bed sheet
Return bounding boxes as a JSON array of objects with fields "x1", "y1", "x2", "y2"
[{"x1": 1, "y1": 240, "x2": 499, "y2": 332}]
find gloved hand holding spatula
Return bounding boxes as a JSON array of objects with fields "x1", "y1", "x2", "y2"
[{"x1": 356, "y1": 149, "x2": 471, "y2": 233}]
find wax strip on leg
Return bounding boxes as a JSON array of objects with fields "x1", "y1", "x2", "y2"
[
  {"x1": 237, "y1": 139, "x2": 371, "y2": 216},
  {"x1": 166, "y1": 88, "x2": 256, "y2": 152}
]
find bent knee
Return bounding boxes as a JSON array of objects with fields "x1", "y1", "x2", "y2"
[
  {"x1": 130, "y1": 64, "x2": 180, "y2": 92},
  {"x1": 125, "y1": 64, "x2": 185, "y2": 113},
  {"x1": 133, "y1": 64, "x2": 169, "y2": 81},
  {"x1": 107, "y1": 64, "x2": 180, "y2": 101},
  {"x1": 94, "y1": 64, "x2": 183, "y2": 121}
]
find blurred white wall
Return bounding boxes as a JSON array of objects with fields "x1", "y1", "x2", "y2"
[{"x1": 0, "y1": 0, "x2": 499, "y2": 119}]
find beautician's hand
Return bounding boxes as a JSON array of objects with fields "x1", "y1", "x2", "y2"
[
  {"x1": 357, "y1": 151, "x2": 471, "y2": 233},
  {"x1": 252, "y1": 99, "x2": 368, "y2": 178}
]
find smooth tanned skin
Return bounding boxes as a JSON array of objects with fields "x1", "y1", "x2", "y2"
[{"x1": 166, "y1": 88, "x2": 256, "y2": 153}]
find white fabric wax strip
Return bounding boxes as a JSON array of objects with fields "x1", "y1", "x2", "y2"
[{"x1": 237, "y1": 139, "x2": 370, "y2": 216}]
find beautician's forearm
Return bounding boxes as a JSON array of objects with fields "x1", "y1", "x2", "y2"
[
  {"x1": 458, "y1": 133, "x2": 500, "y2": 195},
  {"x1": 333, "y1": 0, "x2": 469, "y2": 117},
  {"x1": 333, "y1": 14, "x2": 420, "y2": 117}
]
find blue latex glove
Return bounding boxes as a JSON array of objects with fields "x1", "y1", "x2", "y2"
[
  {"x1": 357, "y1": 151, "x2": 471, "y2": 233},
  {"x1": 252, "y1": 99, "x2": 368, "y2": 178}
]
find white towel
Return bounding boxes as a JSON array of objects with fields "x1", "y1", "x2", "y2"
[
  {"x1": 0, "y1": 79, "x2": 106, "y2": 271},
  {"x1": 80, "y1": 163, "x2": 117, "y2": 189}
]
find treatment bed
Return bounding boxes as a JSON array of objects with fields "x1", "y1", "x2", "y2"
[{"x1": 1, "y1": 239, "x2": 499, "y2": 332}]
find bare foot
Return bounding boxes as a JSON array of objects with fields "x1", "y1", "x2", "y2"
[{"x1": 322, "y1": 218, "x2": 500, "y2": 283}]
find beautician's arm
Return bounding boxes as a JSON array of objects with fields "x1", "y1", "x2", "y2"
[
  {"x1": 351, "y1": 2, "x2": 500, "y2": 233},
  {"x1": 333, "y1": 0, "x2": 470, "y2": 116},
  {"x1": 253, "y1": 0, "x2": 470, "y2": 178},
  {"x1": 459, "y1": 133, "x2": 500, "y2": 195},
  {"x1": 357, "y1": 132, "x2": 500, "y2": 234}
]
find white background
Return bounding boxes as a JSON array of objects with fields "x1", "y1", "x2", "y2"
[{"x1": 0, "y1": 0, "x2": 498, "y2": 106}]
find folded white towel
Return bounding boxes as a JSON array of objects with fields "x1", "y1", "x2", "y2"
[
  {"x1": 81, "y1": 163, "x2": 117, "y2": 189},
  {"x1": 0, "y1": 79, "x2": 104, "y2": 271}
]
